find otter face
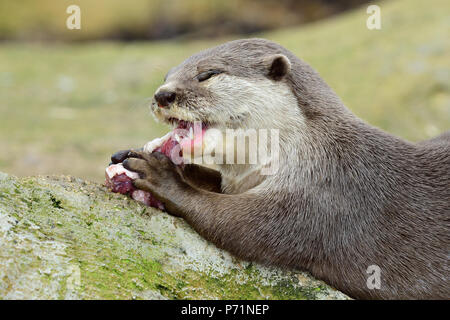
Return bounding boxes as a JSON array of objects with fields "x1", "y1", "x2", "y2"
[{"x1": 150, "y1": 39, "x2": 300, "y2": 131}]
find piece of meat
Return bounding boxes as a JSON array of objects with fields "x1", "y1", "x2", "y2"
[
  {"x1": 105, "y1": 121, "x2": 208, "y2": 210},
  {"x1": 105, "y1": 163, "x2": 165, "y2": 209}
]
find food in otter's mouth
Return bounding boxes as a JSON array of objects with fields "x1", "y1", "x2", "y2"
[{"x1": 105, "y1": 120, "x2": 208, "y2": 209}]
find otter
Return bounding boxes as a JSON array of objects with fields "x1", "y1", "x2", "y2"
[{"x1": 110, "y1": 38, "x2": 449, "y2": 299}]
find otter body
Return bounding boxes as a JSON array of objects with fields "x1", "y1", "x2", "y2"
[{"x1": 113, "y1": 39, "x2": 449, "y2": 299}]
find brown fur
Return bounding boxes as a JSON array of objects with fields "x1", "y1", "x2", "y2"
[{"x1": 114, "y1": 39, "x2": 450, "y2": 299}]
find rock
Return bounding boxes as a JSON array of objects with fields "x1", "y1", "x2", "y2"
[{"x1": 0, "y1": 172, "x2": 349, "y2": 300}]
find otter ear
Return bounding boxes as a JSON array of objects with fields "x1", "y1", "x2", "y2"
[{"x1": 265, "y1": 54, "x2": 291, "y2": 80}]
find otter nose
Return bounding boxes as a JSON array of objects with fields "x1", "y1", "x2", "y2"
[{"x1": 154, "y1": 90, "x2": 176, "y2": 108}]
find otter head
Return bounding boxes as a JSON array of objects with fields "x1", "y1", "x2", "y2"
[{"x1": 151, "y1": 38, "x2": 302, "y2": 132}]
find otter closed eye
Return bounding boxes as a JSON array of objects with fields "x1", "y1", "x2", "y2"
[{"x1": 195, "y1": 69, "x2": 223, "y2": 82}]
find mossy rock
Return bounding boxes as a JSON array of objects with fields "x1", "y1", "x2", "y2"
[{"x1": 0, "y1": 172, "x2": 348, "y2": 300}]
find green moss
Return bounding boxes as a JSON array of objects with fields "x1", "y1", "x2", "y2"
[
  {"x1": 0, "y1": 173, "x2": 348, "y2": 300},
  {"x1": 0, "y1": 174, "x2": 352, "y2": 299}
]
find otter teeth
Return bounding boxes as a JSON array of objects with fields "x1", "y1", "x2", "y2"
[{"x1": 189, "y1": 127, "x2": 194, "y2": 139}]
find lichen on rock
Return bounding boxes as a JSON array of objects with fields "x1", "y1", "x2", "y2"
[{"x1": 0, "y1": 172, "x2": 348, "y2": 300}]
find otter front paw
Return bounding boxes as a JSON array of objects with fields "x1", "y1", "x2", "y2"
[
  {"x1": 110, "y1": 148, "x2": 143, "y2": 164},
  {"x1": 123, "y1": 151, "x2": 187, "y2": 215}
]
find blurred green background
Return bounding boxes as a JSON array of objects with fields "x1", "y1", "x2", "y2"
[{"x1": 0, "y1": 0, "x2": 448, "y2": 182}]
